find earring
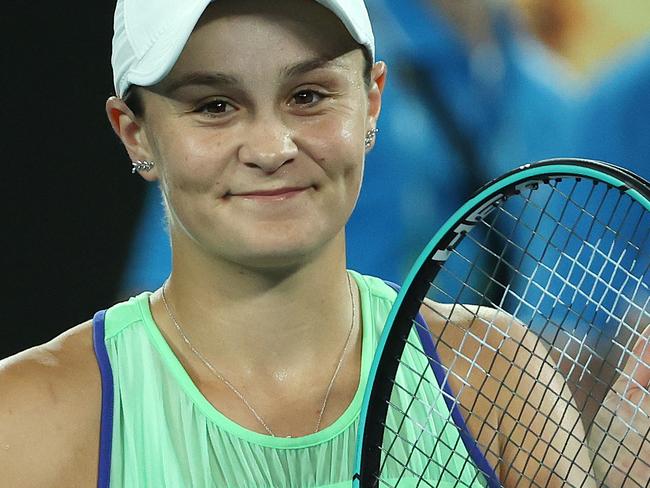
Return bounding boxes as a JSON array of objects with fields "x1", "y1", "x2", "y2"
[
  {"x1": 365, "y1": 128, "x2": 379, "y2": 149},
  {"x1": 131, "y1": 160, "x2": 155, "y2": 174}
]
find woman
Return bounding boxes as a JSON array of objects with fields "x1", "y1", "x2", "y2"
[{"x1": 0, "y1": 0, "x2": 647, "y2": 486}]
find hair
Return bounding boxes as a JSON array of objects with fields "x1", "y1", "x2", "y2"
[{"x1": 123, "y1": 51, "x2": 373, "y2": 118}]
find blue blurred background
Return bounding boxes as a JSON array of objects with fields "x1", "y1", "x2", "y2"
[{"x1": 2, "y1": 0, "x2": 649, "y2": 358}]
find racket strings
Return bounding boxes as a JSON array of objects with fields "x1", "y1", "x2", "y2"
[
  {"x1": 455, "y1": 182, "x2": 646, "y2": 361},
  {"x1": 406, "y1": 322, "x2": 509, "y2": 462},
  {"x1": 380, "y1": 393, "x2": 495, "y2": 487},
  {"x1": 380, "y1": 372, "x2": 478, "y2": 481},
  {"x1": 380, "y1": 336, "x2": 504, "y2": 483},
  {"x1": 379, "y1": 402, "x2": 477, "y2": 485},
  {"x1": 382, "y1": 334, "x2": 588, "y2": 487},
  {"x1": 428, "y1": 270, "x2": 617, "y2": 446},
  {"x1": 416, "y1": 304, "x2": 580, "y2": 431},
  {"x1": 380, "y1": 331, "x2": 617, "y2": 487},
  {"x1": 549, "y1": 179, "x2": 648, "y2": 256},
  {"x1": 469, "y1": 181, "x2": 648, "y2": 413},
  {"x1": 394, "y1": 322, "x2": 585, "y2": 481},
  {"x1": 487, "y1": 337, "x2": 587, "y2": 483},
  {"x1": 471, "y1": 203, "x2": 646, "y2": 323},
  {"x1": 428, "y1": 260, "x2": 606, "y2": 395},
  {"x1": 489, "y1": 184, "x2": 649, "y2": 405},
  {"x1": 462, "y1": 221, "x2": 643, "y2": 397},
  {"x1": 373, "y1": 176, "x2": 650, "y2": 487},
  {"x1": 498, "y1": 182, "x2": 649, "y2": 312}
]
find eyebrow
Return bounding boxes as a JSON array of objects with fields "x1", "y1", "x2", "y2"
[
  {"x1": 163, "y1": 72, "x2": 240, "y2": 94},
  {"x1": 282, "y1": 57, "x2": 349, "y2": 78},
  {"x1": 163, "y1": 57, "x2": 349, "y2": 94}
]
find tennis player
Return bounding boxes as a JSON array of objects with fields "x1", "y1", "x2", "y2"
[{"x1": 0, "y1": 0, "x2": 647, "y2": 486}]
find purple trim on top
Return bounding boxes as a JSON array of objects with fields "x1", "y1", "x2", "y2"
[
  {"x1": 412, "y1": 310, "x2": 502, "y2": 488},
  {"x1": 384, "y1": 281, "x2": 501, "y2": 488},
  {"x1": 92, "y1": 310, "x2": 113, "y2": 488}
]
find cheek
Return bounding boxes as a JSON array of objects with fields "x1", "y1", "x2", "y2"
[
  {"x1": 154, "y1": 128, "x2": 233, "y2": 195},
  {"x1": 301, "y1": 111, "x2": 366, "y2": 175},
  {"x1": 300, "y1": 114, "x2": 365, "y2": 220}
]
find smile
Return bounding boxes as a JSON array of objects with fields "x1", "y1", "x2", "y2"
[{"x1": 226, "y1": 187, "x2": 311, "y2": 201}]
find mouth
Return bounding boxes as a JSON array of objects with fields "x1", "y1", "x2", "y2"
[{"x1": 226, "y1": 186, "x2": 311, "y2": 201}]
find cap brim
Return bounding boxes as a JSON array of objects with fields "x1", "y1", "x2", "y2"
[{"x1": 122, "y1": 0, "x2": 212, "y2": 95}]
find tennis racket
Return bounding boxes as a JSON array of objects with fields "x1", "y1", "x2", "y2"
[{"x1": 354, "y1": 158, "x2": 650, "y2": 487}]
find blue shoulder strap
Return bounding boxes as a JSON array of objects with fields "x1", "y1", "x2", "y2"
[
  {"x1": 92, "y1": 310, "x2": 113, "y2": 488},
  {"x1": 383, "y1": 281, "x2": 501, "y2": 488}
]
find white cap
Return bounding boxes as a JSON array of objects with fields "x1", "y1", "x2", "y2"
[{"x1": 111, "y1": 0, "x2": 375, "y2": 98}]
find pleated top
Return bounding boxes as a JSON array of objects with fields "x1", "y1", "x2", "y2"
[{"x1": 101, "y1": 271, "x2": 484, "y2": 487}]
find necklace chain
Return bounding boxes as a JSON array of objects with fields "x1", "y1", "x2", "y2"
[{"x1": 160, "y1": 274, "x2": 356, "y2": 437}]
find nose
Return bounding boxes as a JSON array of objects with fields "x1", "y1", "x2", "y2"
[{"x1": 238, "y1": 114, "x2": 299, "y2": 173}]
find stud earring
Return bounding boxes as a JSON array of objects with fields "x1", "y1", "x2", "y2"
[
  {"x1": 365, "y1": 128, "x2": 379, "y2": 149},
  {"x1": 131, "y1": 160, "x2": 155, "y2": 174}
]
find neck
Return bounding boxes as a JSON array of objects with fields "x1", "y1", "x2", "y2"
[{"x1": 149, "y1": 232, "x2": 358, "y2": 375}]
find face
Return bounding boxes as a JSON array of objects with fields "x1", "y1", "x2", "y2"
[{"x1": 110, "y1": 0, "x2": 384, "y2": 270}]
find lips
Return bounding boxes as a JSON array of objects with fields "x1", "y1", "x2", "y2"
[{"x1": 226, "y1": 186, "x2": 311, "y2": 199}]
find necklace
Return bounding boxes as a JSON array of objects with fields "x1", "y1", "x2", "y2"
[{"x1": 160, "y1": 273, "x2": 356, "y2": 437}]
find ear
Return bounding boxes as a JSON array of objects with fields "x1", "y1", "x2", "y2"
[
  {"x1": 366, "y1": 61, "x2": 387, "y2": 132},
  {"x1": 105, "y1": 96, "x2": 159, "y2": 181}
]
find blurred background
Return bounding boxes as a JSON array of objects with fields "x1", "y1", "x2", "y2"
[{"x1": 2, "y1": 0, "x2": 649, "y2": 359}]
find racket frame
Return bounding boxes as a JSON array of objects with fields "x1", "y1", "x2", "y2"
[{"x1": 353, "y1": 158, "x2": 650, "y2": 486}]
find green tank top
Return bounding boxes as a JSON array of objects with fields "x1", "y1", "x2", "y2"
[{"x1": 101, "y1": 271, "x2": 485, "y2": 487}]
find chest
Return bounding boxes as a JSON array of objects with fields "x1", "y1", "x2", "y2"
[{"x1": 190, "y1": 359, "x2": 362, "y2": 438}]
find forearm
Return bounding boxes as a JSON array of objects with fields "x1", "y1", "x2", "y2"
[{"x1": 499, "y1": 338, "x2": 597, "y2": 487}]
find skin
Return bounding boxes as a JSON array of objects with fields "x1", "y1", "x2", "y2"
[
  {"x1": 0, "y1": 0, "x2": 647, "y2": 486},
  {"x1": 0, "y1": 1, "x2": 384, "y2": 485},
  {"x1": 589, "y1": 324, "x2": 650, "y2": 487},
  {"x1": 421, "y1": 303, "x2": 596, "y2": 487},
  {"x1": 109, "y1": 0, "x2": 384, "y2": 437}
]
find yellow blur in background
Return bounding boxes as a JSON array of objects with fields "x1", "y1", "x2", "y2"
[{"x1": 515, "y1": 0, "x2": 650, "y2": 78}]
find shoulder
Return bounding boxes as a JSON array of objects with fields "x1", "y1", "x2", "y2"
[
  {"x1": 418, "y1": 299, "x2": 547, "y2": 401},
  {"x1": 420, "y1": 300, "x2": 535, "y2": 356},
  {"x1": 0, "y1": 320, "x2": 101, "y2": 486},
  {"x1": 347, "y1": 272, "x2": 399, "y2": 321}
]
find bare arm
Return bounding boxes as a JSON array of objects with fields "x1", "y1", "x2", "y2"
[
  {"x1": 0, "y1": 322, "x2": 100, "y2": 487},
  {"x1": 588, "y1": 324, "x2": 650, "y2": 487},
  {"x1": 496, "y1": 319, "x2": 595, "y2": 487},
  {"x1": 422, "y1": 302, "x2": 596, "y2": 487}
]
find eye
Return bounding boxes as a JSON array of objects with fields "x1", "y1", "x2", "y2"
[
  {"x1": 290, "y1": 90, "x2": 325, "y2": 106},
  {"x1": 196, "y1": 99, "x2": 236, "y2": 116}
]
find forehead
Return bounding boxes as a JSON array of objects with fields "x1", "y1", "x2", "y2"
[{"x1": 164, "y1": 0, "x2": 363, "y2": 82}]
